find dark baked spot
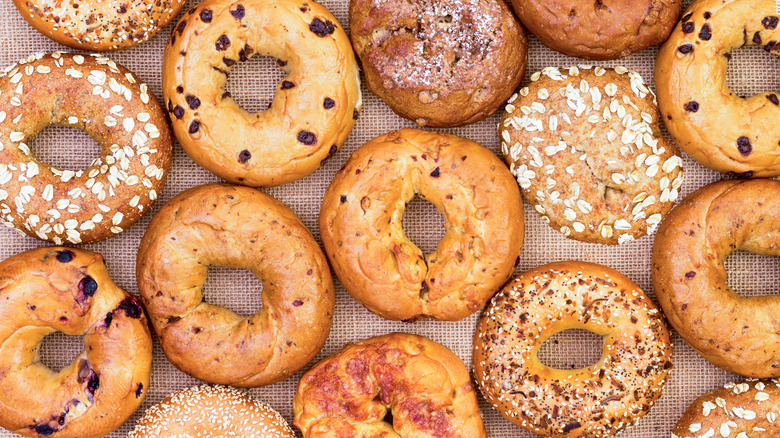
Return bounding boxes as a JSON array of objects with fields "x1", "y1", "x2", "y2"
[
  {"x1": 176, "y1": 86, "x2": 184, "y2": 94},
  {"x1": 215, "y1": 35, "x2": 231, "y2": 51},
  {"x1": 763, "y1": 16, "x2": 779, "y2": 30},
  {"x1": 430, "y1": 167, "x2": 440, "y2": 178},
  {"x1": 33, "y1": 424, "x2": 56, "y2": 436},
  {"x1": 685, "y1": 271, "x2": 696, "y2": 278},
  {"x1": 117, "y1": 297, "x2": 142, "y2": 318},
  {"x1": 173, "y1": 105, "x2": 184, "y2": 119},
  {"x1": 293, "y1": 300, "x2": 303, "y2": 306},
  {"x1": 297, "y1": 131, "x2": 317, "y2": 145},
  {"x1": 682, "y1": 22, "x2": 695, "y2": 34},
  {"x1": 309, "y1": 18, "x2": 335, "y2": 37},
  {"x1": 323, "y1": 97, "x2": 335, "y2": 109},
  {"x1": 568, "y1": 8, "x2": 577, "y2": 19},
  {"x1": 56, "y1": 250, "x2": 74, "y2": 263},
  {"x1": 281, "y1": 80, "x2": 295, "y2": 89},
  {"x1": 135, "y1": 383, "x2": 143, "y2": 398},
  {"x1": 231, "y1": 4, "x2": 245, "y2": 19},
  {"x1": 737, "y1": 136, "x2": 752, "y2": 156},
  {"x1": 684, "y1": 101, "x2": 699, "y2": 112},
  {"x1": 238, "y1": 149, "x2": 251, "y2": 163},
  {"x1": 200, "y1": 9, "x2": 213, "y2": 22},
  {"x1": 678, "y1": 44, "x2": 694, "y2": 54},
  {"x1": 699, "y1": 24, "x2": 712, "y2": 41},
  {"x1": 223, "y1": 57, "x2": 236, "y2": 67},
  {"x1": 186, "y1": 95, "x2": 201, "y2": 110},
  {"x1": 79, "y1": 276, "x2": 98, "y2": 297},
  {"x1": 769, "y1": 94, "x2": 780, "y2": 105},
  {"x1": 189, "y1": 120, "x2": 200, "y2": 134}
]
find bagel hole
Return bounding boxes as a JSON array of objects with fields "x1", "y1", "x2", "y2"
[
  {"x1": 38, "y1": 331, "x2": 84, "y2": 373},
  {"x1": 202, "y1": 267, "x2": 264, "y2": 318},
  {"x1": 402, "y1": 196, "x2": 446, "y2": 255},
  {"x1": 29, "y1": 126, "x2": 101, "y2": 171},
  {"x1": 537, "y1": 329, "x2": 603, "y2": 370},
  {"x1": 724, "y1": 250, "x2": 780, "y2": 297},
  {"x1": 224, "y1": 54, "x2": 286, "y2": 114},
  {"x1": 726, "y1": 45, "x2": 780, "y2": 98}
]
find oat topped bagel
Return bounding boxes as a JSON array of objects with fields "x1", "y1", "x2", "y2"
[
  {"x1": 501, "y1": 66, "x2": 683, "y2": 245},
  {"x1": 163, "y1": 0, "x2": 361, "y2": 187}
]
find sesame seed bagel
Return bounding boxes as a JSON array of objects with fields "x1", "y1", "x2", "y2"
[
  {"x1": 0, "y1": 247, "x2": 152, "y2": 438},
  {"x1": 13, "y1": 0, "x2": 187, "y2": 51},
  {"x1": 293, "y1": 333, "x2": 487, "y2": 438},
  {"x1": 656, "y1": 0, "x2": 780, "y2": 176},
  {"x1": 136, "y1": 183, "x2": 335, "y2": 387},
  {"x1": 651, "y1": 179, "x2": 780, "y2": 378},
  {"x1": 672, "y1": 379, "x2": 780, "y2": 438},
  {"x1": 473, "y1": 261, "x2": 672, "y2": 438},
  {"x1": 0, "y1": 52, "x2": 172, "y2": 245},
  {"x1": 129, "y1": 385, "x2": 295, "y2": 438},
  {"x1": 319, "y1": 128, "x2": 524, "y2": 321},
  {"x1": 501, "y1": 66, "x2": 683, "y2": 245},
  {"x1": 162, "y1": 0, "x2": 361, "y2": 187}
]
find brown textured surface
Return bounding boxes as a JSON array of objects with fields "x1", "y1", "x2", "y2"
[
  {"x1": 656, "y1": 0, "x2": 780, "y2": 177},
  {"x1": 349, "y1": 0, "x2": 527, "y2": 127},
  {"x1": 320, "y1": 129, "x2": 524, "y2": 321},
  {"x1": 474, "y1": 262, "x2": 672, "y2": 437},
  {"x1": 0, "y1": 247, "x2": 152, "y2": 438},
  {"x1": 137, "y1": 184, "x2": 334, "y2": 387},
  {"x1": 510, "y1": 0, "x2": 681, "y2": 60},
  {"x1": 652, "y1": 179, "x2": 780, "y2": 378},
  {"x1": 293, "y1": 333, "x2": 486, "y2": 438},
  {"x1": 0, "y1": 0, "x2": 778, "y2": 436}
]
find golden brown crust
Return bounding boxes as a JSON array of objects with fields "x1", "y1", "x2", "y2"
[
  {"x1": 319, "y1": 128, "x2": 524, "y2": 321},
  {"x1": 672, "y1": 380, "x2": 780, "y2": 438},
  {"x1": 501, "y1": 66, "x2": 683, "y2": 245},
  {"x1": 651, "y1": 179, "x2": 780, "y2": 378},
  {"x1": 511, "y1": 0, "x2": 681, "y2": 60},
  {"x1": 0, "y1": 247, "x2": 153, "y2": 438},
  {"x1": 473, "y1": 261, "x2": 672, "y2": 438},
  {"x1": 13, "y1": 0, "x2": 186, "y2": 51},
  {"x1": 136, "y1": 183, "x2": 335, "y2": 387},
  {"x1": 0, "y1": 52, "x2": 173, "y2": 245},
  {"x1": 349, "y1": 0, "x2": 527, "y2": 127},
  {"x1": 129, "y1": 385, "x2": 295, "y2": 438},
  {"x1": 162, "y1": 0, "x2": 361, "y2": 187},
  {"x1": 293, "y1": 333, "x2": 487, "y2": 438},
  {"x1": 656, "y1": 0, "x2": 780, "y2": 176}
]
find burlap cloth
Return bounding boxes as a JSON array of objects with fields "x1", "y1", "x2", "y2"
[{"x1": 0, "y1": 0, "x2": 777, "y2": 436}]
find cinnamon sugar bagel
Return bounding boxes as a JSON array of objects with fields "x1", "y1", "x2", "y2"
[
  {"x1": 656, "y1": 0, "x2": 780, "y2": 176},
  {"x1": 652, "y1": 179, "x2": 780, "y2": 378},
  {"x1": 0, "y1": 247, "x2": 152, "y2": 438},
  {"x1": 293, "y1": 333, "x2": 487, "y2": 438},
  {"x1": 0, "y1": 52, "x2": 172, "y2": 245},
  {"x1": 13, "y1": 0, "x2": 186, "y2": 51},
  {"x1": 473, "y1": 262, "x2": 672, "y2": 438},
  {"x1": 162, "y1": 0, "x2": 361, "y2": 187},
  {"x1": 319, "y1": 128, "x2": 524, "y2": 321},
  {"x1": 136, "y1": 183, "x2": 334, "y2": 387}
]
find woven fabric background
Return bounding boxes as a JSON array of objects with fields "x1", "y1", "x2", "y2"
[{"x1": 0, "y1": 0, "x2": 778, "y2": 436}]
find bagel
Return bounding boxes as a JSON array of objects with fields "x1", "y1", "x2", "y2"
[
  {"x1": 319, "y1": 128, "x2": 524, "y2": 321},
  {"x1": 136, "y1": 183, "x2": 334, "y2": 387},
  {"x1": 293, "y1": 333, "x2": 487, "y2": 438},
  {"x1": 473, "y1": 261, "x2": 672, "y2": 438},
  {"x1": 13, "y1": 0, "x2": 186, "y2": 51},
  {"x1": 0, "y1": 247, "x2": 152, "y2": 438},
  {"x1": 129, "y1": 385, "x2": 295, "y2": 438},
  {"x1": 0, "y1": 52, "x2": 172, "y2": 245},
  {"x1": 656, "y1": 0, "x2": 780, "y2": 176},
  {"x1": 162, "y1": 0, "x2": 361, "y2": 187},
  {"x1": 652, "y1": 179, "x2": 780, "y2": 378}
]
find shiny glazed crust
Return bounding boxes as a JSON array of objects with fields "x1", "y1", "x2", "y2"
[
  {"x1": 13, "y1": 0, "x2": 186, "y2": 51},
  {"x1": 651, "y1": 179, "x2": 780, "y2": 377},
  {"x1": 656, "y1": 0, "x2": 780, "y2": 176},
  {"x1": 0, "y1": 247, "x2": 153, "y2": 438},
  {"x1": 349, "y1": 0, "x2": 527, "y2": 127},
  {"x1": 293, "y1": 333, "x2": 487, "y2": 438},
  {"x1": 510, "y1": 0, "x2": 681, "y2": 60},
  {"x1": 319, "y1": 128, "x2": 524, "y2": 321},
  {"x1": 136, "y1": 183, "x2": 335, "y2": 387},
  {"x1": 473, "y1": 261, "x2": 672, "y2": 438},
  {"x1": 129, "y1": 385, "x2": 295, "y2": 438},
  {"x1": 0, "y1": 52, "x2": 173, "y2": 245},
  {"x1": 162, "y1": 0, "x2": 361, "y2": 187}
]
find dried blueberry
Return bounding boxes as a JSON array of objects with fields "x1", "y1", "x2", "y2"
[
  {"x1": 684, "y1": 101, "x2": 699, "y2": 112},
  {"x1": 189, "y1": 120, "x2": 200, "y2": 134},
  {"x1": 763, "y1": 16, "x2": 779, "y2": 30},
  {"x1": 215, "y1": 35, "x2": 231, "y2": 51},
  {"x1": 176, "y1": 20, "x2": 186, "y2": 35},
  {"x1": 281, "y1": 80, "x2": 295, "y2": 89},
  {"x1": 699, "y1": 24, "x2": 712, "y2": 40},
  {"x1": 33, "y1": 424, "x2": 55, "y2": 436},
  {"x1": 186, "y1": 95, "x2": 201, "y2": 110},
  {"x1": 223, "y1": 57, "x2": 236, "y2": 67},
  {"x1": 135, "y1": 383, "x2": 144, "y2": 398},
  {"x1": 754, "y1": 32, "x2": 763, "y2": 44},
  {"x1": 353, "y1": 109, "x2": 359, "y2": 120},
  {"x1": 276, "y1": 59, "x2": 287, "y2": 67},
  {"x1": 297, "y1": 130, "x2": 317, "y2": 145},
  {"x1": 340, "y1": 195, "x2": 347, "y2": 203},
  {"x1": 737, "y1": 136, "x2": 752, "y2": 155},
  {"x1": 682, "y1": 12, "x2": 692, "y2": 22},
  {"x1": 104, "y1": 311, "x2": 113, "y2": 328},
  {"x1": 238, "y1": 149, "x2": 251, "y2": 163},
  {"x1": 703, "y1": 12, "x2": 711, "y2": 19},
  {"x1": 117, "y1": 297, "x2": 142, "y2": 318},
  {"x1": 309, "y1": 18, "x2": 335, "y2": 37},
  {"x1": 769, "y1": 94, "x2": 779, "y2": 105},
  {"x1": 231, "y1": 4, "x2": 245, "y2": 19},
  {"x1": 685, "y1": 271, "x2": 696, "y2": 278},
  {"x1": 56, "y1": 250, "x2": 74, "y2": 263},
  {"x1": 87, "y1": 374, "x2": 100, "y2": 393},
  {"x1": 173, "y1": 105, "x2": 184, "y2": 119},
  {"x1": 292, "y1": 300, "x2": 303, "y2": 306},
  {"x1": 79, "y1": 276, "x2": 97, "y2": 297},
  {"x1": 200, "y1": 9, "x2": 213, "y2": 22},
  {"x1": 323, "y1": 97, "x2": 335, "y2": 109},
  {"x1": 681, "y1": 22, "x2": 695, "y2": 34},
  {"x1": 176, "y1": 86, "x2": 184, "y2": 94},
  {"x1": 430, "y1": 167, "x2": 440, "y2": 177},
  {"x1": 678, "y1": 44, "x2": 694, "y2": 54}
]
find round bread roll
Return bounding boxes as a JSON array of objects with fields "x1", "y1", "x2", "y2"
[
  {"x1": 474, "y1": 261, "x2": 672, "y2": 438},
  {"x1": 137, "y1": 183, "x2": 334, "y2": 387},
  {"x1": 162, "y1": 0, "x2": 361, "y2": 187},
  {"x1": 13, "y1": 0, "x2": 186, "y2": 51},
  {"x1": 510, "y1": 0, "x2": 681, "y2": 60},
  {"x1": 319, "y1": 128, "x2": 524, "y2": 321},
  {"x1": 0, "y1": 52, "x2": 173, "y2": 245},
  {"x1": 672, "y1": 380, "x2": 780, "y2": 438},
  {"x1": 656, "y1": 0, "x2": 780, "y2": 177},
  {"x1": 129, "y1": 385, "x2": 295, "y2": 438},
  {"x1": 0, "y1": 247, "x2": 152, "y2": 438},
  {"x1": 501, "y1": 66, "x2": 683, "y2": 245},
  {"x1": 349, "y1": 0, "x2": 527, "y2": 127},
  {"x1": 293, "y1": 333, "x2": 487, "y2": 438},
  {"x1": 652, "y1": 178, "x2": 780, "y2": 378}
]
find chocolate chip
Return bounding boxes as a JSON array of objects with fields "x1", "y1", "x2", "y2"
[
  {"x1": 79, "y1": 276, "x2": 97, "y2": 296},
  {"x1": 173, "y1": 105, "x2": 184, "y2": 119},
  {"x1": 186, "y1": 95, "x2": 201, "y2": 109},
  {"x1": 340, "y1": 195, "x2": 347, "y2": 203},
  {"x1": 215, "y1": 35, "x2": 231, "y2": 51},
  {"x1": 763, "y1": 16, "x2": 779, "y2": 29},
  {"x1": 309, "y1": 18, "x2": 335, "y2": 37},
  {"x1": 737, "y1": 136, "x2": 752, "y2": 155},
  {"x1": 135, "y1": 383, "x2": 143, "y2": 398},
  {"x1": 678, "y1": 44, "x2": 694, "y2": 54},
  {"x1": 754, "y1": 32, "x2": 763, "y2": 44},
  {"x1": 281, "y1": 80, "x2": 295, "y2": 89},
  {"x1": 323, "y1": 97, "x2": 335, "y2": 109},
  {"x1": 238, "y1": 149, "x2": 251, "y2": 163},
  {"x1": 117, "y1": 297, "x2": 142, "y2": 318},
  {"x1": 682, "y1": 12, "x2": 692, "y2": 22},
  {"x1": 200, "y1": 9, "x2": 213, "y2": 22},
  {"x1": 297, "y1": 130, "x2": 316, "y2": 145},
  {"x1": 292, "y1": 300, "x2": 303, "y2": 306},
  {"x1": 176, "y1": 86, "x2": 184, "y2": 93},
  {"x1": 56, "y1": 250, "x2": 74, "y2": 263},
  {"x1": 682, "y1": 22, "x2": 695, "y2": 34},
  {"x1": 33, "y1": 424, "x2": 56, "y2": 436},
  {"x1": 231, "y1": 4, "x2": 245, "y2": 19},
  {"x1": 685, "y1": 271, "x2": 696, "y2": 278},
  {"x1": 104, "y1": 311, "x2": 113, "y2": 327},
  {"x1": 223, "y1": 57, "x2": 235, "y2": 66},
  {"x1": 769, "y1": 94, "x2": 780, "y2": 105},
  {"x1": 430, "y1": 167, "x2": 440, "y2": 177},
  {"x1": 189, "y1": 120, "x2": 200, "y2": 134},
  {"x1": 684, "y1": 101, "x2": 699, "y2": 112},
  {"x1": 699, "y1": 24, "x2": 712, "y2": 40}
]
